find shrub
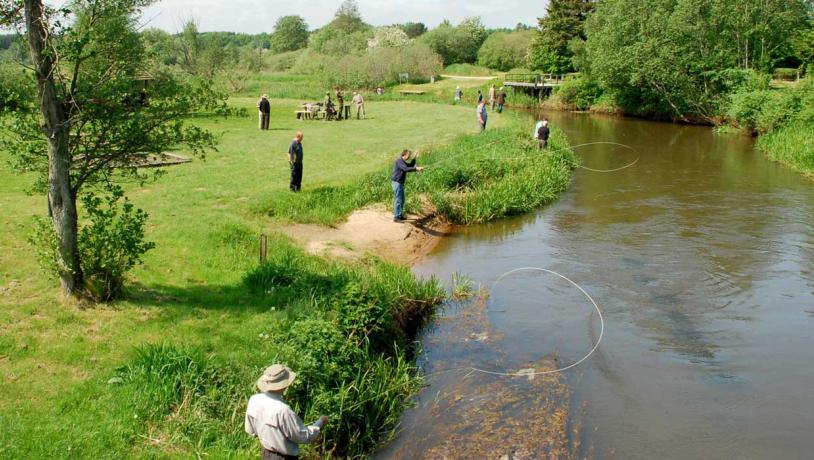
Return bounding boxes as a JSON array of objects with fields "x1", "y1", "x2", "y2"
[
  {"x1": 477, "y1": 30, "x2": 535, "y2": 71},
  {"x1": 0, "y1": 63, "x2": 34, "y2": 112},
  {"x1": 553, "y1": 75, "x2": 602, "y2": 110},
  {"x1": 291, "y1": 42, "x2": 443, "y2": 88},
  {"x1": 30, "y1": 187, "x2": 155, "y2": 301}
]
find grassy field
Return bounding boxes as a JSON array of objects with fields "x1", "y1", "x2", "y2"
[{"x1": 0, "y1": 99, "x2": 532, "y2": 458}]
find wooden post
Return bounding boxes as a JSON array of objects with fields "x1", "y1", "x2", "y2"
[{"x1": 260, "y1": 234, "x2": 267, "y2": 264}]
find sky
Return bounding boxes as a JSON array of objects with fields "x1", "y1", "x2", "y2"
[{"x1": 136, "y1": 0, "x2": 546, "y2": 34}]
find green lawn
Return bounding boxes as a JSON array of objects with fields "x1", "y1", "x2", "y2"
[{"x1": 0, "y1": 99, "x2": 506, "y2": 458}]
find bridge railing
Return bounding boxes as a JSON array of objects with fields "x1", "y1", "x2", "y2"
[{"x1": 505, "y1": 73, "x2": 571, "y2": 86}]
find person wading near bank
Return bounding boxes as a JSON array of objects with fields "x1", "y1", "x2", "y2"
[
  {"x1": 391, "y1": 149, "x2": 424, "y2": 222},
  {"x1": 477, "y1": 100, "x2": 488, "y2": 133},
  {"x1": 536, "y1": 119, "x2": 550, "y2": 150},
  {"x1": 245, "y1": 364, "x2": 328, "y2": 460},
  {"x1": 288, "y1": 132, "x2": 304, "y2": 191},
  {"x1": 257, "y1": 94, "x2": 271, "y2": 130}
]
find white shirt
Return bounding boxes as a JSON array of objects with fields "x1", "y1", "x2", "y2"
[
  {"x1": 245, "y1": 392, "x2": 322, "y2": 456},
  {"x1": 534, "y1": 121, "x2": 544, "y2": 139},
  {"x1": 352, "y1": 94, "x2": 364, "y2": 105}
]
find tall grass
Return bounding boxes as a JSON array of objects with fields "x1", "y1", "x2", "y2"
[
  {"x1": 757, "y1": 122, "x2": 814, "y2": 177},
  {"x1": 106, "y1": 236, "x2": 444, "y2": 459},
  {"x1": 256, "y1": 117, "x2": 575, "y2": 225},
  {"x1": 244, "y1": 239, "x2": 444, "y2": 457}
]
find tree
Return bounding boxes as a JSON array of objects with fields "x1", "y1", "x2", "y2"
[
  {"x1": 477, "y1": 30, "x2": 535, "y2": 71},
  {"x1": 368, "y1": 26, "x2": 409, "y2": 49},
  {"x1": 528, "y1": 0, "x2": 594, "y2": 73},
  {"x1": 399, "y1": 22, "x2": 426, "y2": 39},
  {"x1": 1, "y1": 0, "x2": 221, "y2": 298},
  {"x1": 332, "y1": 0, "x2": 364, "y2": 33},
  {"x1": 420, "y1": 17, "x2": 487, "y2": 65},
  {"x1": 584, "y1": 0, "x2": 809, "y2": 120},
  {"x1": 270, "y1": 15, "x2": 308, "y2": 53}
]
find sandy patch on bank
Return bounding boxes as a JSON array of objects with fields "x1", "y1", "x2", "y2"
[{"x1": 278, "y1": 206, "x2": 452, "y2": 266}]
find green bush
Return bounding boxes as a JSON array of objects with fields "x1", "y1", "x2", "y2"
[
  {"x1": 477, "y1": 30, "x2": 535, "y2": 72},
  {"x1": 291, "y1": 43, "x2": 443, "y2": 89},
  {"x1": 727, "y1": 78, "x2": 813, "y2": 133},
  {"x1": 30, "y1": 187, "x2": 155, "y2": 302},
  {"x1": 0, "y1": 63, "x2": 34, "y2": 112},
  {"x1": 265, "y1": 49, "x2": 304, "y2": 72},
  {"x1": 553, "y1": 75, "x2": 602, "y2": 110}
]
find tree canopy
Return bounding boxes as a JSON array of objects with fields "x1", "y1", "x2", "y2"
[
  {"x1": 527, "y1": 0, "x2": 594, "y2": 73},
  {"x1": 270, "y1": 15, "x2": 308, "y2": 53}
]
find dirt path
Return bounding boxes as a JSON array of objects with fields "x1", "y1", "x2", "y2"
[{"x1": 278, "y1": 205, "x2": 452, "y2": 266}]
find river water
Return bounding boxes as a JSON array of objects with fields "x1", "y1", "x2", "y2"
[{"x1": 378, "y1": 112, "x2": 814, "y2": 459}]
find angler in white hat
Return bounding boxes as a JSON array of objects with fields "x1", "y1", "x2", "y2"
[{"x1": 245, "y1": 364, "x2": 328, "y2": 460}]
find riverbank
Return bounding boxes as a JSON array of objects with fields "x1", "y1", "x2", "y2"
[{"x1": 0, "y1": 98, "x2": 574, "y2": 458}]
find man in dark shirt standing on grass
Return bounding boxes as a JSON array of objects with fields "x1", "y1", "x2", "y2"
[
  {"x1": 257, "y1": 94, "x2": 270, "y2": 130},
  {"x1": 288, "y1": 132, "x2": 304, "y2": 192},
  {"x1": 390, "y1": 149, "x2": 424, "y2": 222}
]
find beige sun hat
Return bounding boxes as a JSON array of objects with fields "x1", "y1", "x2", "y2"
[{"x1": 257, "y1": 364, "x2": 296, "y2": 392}]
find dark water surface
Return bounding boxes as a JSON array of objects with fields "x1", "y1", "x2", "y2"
[{"x1": 378, "y1": 112, "x2": 814, "y2": 459}]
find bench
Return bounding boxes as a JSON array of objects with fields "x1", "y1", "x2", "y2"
[{"x1": 398, "y1": 90, "x2": 425, "y2": 95}]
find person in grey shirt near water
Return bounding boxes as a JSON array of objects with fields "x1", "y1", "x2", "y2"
[
  {"x1": 245, "y1": 364, "x2": 328, "y2": 460},
  {"x1": 391, "y1": 149, "x2": 424, "y2": 222},
  {"x1": 288, "y1": 132, "x2": 304, "y2": 191}
]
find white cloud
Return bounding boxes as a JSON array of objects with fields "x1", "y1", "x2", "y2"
[{"x1": 138, "y1": 0, "x2": 545, "y2": 33}]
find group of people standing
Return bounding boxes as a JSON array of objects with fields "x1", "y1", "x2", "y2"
[
  {"x1": 455, "y1": 84, "x2": 506, "y2": 113},
  {"x1": 321, "y1": 89, "x2": 366, "y2": 120}
]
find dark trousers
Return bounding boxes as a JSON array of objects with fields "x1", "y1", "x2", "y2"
[
  {"x1": 262, "y1": 447, "x2": 298, "y2": 460},
  {"x1": 290, "y1": 162, "x2": 303, "y2": 191},
  {"x1": 539, "y1": 139, "x2": 548, "y2": 150}
]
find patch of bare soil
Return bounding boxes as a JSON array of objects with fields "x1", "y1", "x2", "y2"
[{"x1": 278, "y1": 206, "x2": 452, "y2": 265}]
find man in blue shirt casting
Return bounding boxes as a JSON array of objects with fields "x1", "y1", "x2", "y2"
[{"x1": 390, "y1": 149, "x2": 424, "y2": 222}]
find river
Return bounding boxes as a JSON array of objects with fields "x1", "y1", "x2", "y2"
[{"x1": 377, "y1": 112, "x2": 814, "y2": 459}]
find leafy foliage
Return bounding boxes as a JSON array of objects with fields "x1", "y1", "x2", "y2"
[
  {"x1": 528, "y1": 0, "x2": 594, "y2": 73},
  {"x1": 420, "y1": 17, "x2": 488, "y2": 65},
  {"x1": 30, "y1": 187, "x2": 155, "y2": 301},
  {"x1": 477, "y1": 30, "x2": 535, "y2": 71},
  {"x1": 584, "y1": 0, "x2": 810, "y2": 120},
  {"x1": 270, "y1": 15, "x2": 309, "y2": 54},
  {"x1": 398, "y1": 21, "x2": 427, "y2": 39}
]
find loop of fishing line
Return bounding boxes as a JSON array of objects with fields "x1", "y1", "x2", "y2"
[{"x1": 423, "y1": 267, "x2": 605, "y2": 379}]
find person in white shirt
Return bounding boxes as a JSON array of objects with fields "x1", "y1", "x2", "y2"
[
  {"x1": 352, "y1": 91, "x2": 365, "y2": 119},
  {"x1": 245, "y1": 364, "x2": 328, "y2": 460},
  {"x1": 533, "y1": 118, "x2": 545, "y2": 140}
]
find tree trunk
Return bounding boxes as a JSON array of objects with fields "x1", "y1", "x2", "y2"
[{"x1": 24, "y1": 0, "x2": 83, "y2": 296}]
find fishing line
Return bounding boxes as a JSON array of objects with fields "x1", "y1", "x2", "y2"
[{"x1": 422, "y1": 267, "x2": 605, "y2": 379}]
